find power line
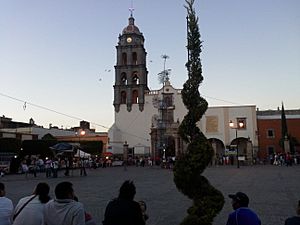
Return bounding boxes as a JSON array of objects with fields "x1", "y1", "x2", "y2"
[
  {"x1": 0, "y1": 92, "x2": 149, "y2": 141},
  {"x1": 0, "y1": 91, "x2": 245, "y2": 141},
  {"x1": 0, "y1": 92, "x2": 109, "y2": 130},
  {"x1": 202, "y1": 94, "x2": 242, "y2": 105}
]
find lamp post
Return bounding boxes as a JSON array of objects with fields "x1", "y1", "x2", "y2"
[
  {"x1": 123, "y1": 141, "x2": 128, "y2": 171},
  {"x1": 229, "y1": 120, "x2": 244, "y2": 168},
  {"x1": 75, "y1": 129, "x2": 86, "y2": 176}
]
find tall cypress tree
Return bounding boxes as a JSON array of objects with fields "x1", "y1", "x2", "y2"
[
  {"x1": 173, "y1": 1, "x2": 224, "y2": 224},
  {"x1": 281, "y1": 102, "x2": 288, "y2": 140}
]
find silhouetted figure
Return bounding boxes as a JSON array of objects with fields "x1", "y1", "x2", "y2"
[
  {"x1": 80, "y1": 158, "x2": 87, "y2": 176},
  {"x1": 285, "y1": 200, "x2": 300, "y2": 225},
  {"x1": 103, "y1": 180, "x2": 145, "y2": 225}
]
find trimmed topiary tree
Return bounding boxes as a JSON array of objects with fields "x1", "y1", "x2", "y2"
[{"x1": 173, "y1": 1, "x2": 224, "y2": 224}]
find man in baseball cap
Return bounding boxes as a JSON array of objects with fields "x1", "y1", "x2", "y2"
[
  {"x1": 226, "y1": 192, "x2": 261, "y2": 225},
  {"x1": 228, "y1": 192, "x2": 249, "y2": 208}
]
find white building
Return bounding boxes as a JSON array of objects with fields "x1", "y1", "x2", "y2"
[{"x1": 108, "y1": 14, "x2": 258, "y2": 163}]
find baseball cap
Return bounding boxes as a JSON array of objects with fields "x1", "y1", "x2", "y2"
[{"x1": 229, "y1": 192, "x2": 249, "y2": 206}]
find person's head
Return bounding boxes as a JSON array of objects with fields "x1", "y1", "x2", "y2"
[
  {"x1": 34, "y1": 182, "x2": 50, "y2": 203},
  {"x1": 0, "y1": 182, "x2": 5, "y2": 197},
  {"x1": 229, "y1": 192, "x2": 249, "y2": 210},
  {"x1": 55, "y1": 181, "x2": 74, "y2": 200},
  {"x1": 118, "y1": 180, "x2": 136, "y2": 200}
]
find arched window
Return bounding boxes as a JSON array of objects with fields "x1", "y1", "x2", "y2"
[
  {"x1": 132, "y1": 90, "x2": 138, "y2": 104},
  {"x1": 132, "y1": 72, "x2": 139, "y2": 85},
  {"x1": 121, "y1": 91, "x2": 127, "y2": 104},
  {"x1": 122, "y1": 53, "x2": 127, "y2": 65},
  {"x1": 132, "y1": 52, "x2": 137, "y2": 65},
  {"x1": 121, "y1": 73, "x2": 127, "y2": 85},
  {"x1": 164, "y1": 96, "x2": 172, "y2": 107}
]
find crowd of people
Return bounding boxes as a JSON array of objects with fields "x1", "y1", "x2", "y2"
[
  {"x1": 1, "y1": 179, "x2": 299, "y2": 225},
  {"x1": 269, "y1": 152, "x2": 299, "y2": 166},
  {"x1": 0, "y1": 180, "x2": 148, "y2": 225},
  {"x1": 11, "y1": 155, "x2": 156, "y2": 179}
]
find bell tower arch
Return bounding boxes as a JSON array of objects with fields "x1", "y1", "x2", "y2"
[{"x1": 113, "y1": 14, "x2": 148, "y2": 112}]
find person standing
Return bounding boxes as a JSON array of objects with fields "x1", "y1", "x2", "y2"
[
  {"x1": 103, "y1": 180, "x2": 145, "y2": 225},
  {"x1": 64, "y1": 157, "x2": 71, "y2": 176},
  {"x1": 226, "y1": 192, "x2": 261, "y2": 225},
  {"x1": 80, "y1": 158, "x2": 87, "y2": 176},
  {"x1": 30, "y1": 158, "x2": 37, "y2": 177},
  {"x1": 13, "y1": 182, "x2": 51, "y2": 225},
  {"x1": 45, "y1": 158, "x2": 52, "y2": 178},
  {"x1": 50, "y1": 158, "x2": 59, "y2": 178},
  {"x1": 0, "y1": 182, "x2": 14, "y2": 225},
  {"x1": 43, "y1": 181, "x2": 85, "y2": 225},
  {"x1": 285, "y1": 200, "x2": 300, "y2": 225}
]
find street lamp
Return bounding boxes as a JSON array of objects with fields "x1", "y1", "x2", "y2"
[{"x1": 229, "y1": 120, "x2": 244, "y2": 168}]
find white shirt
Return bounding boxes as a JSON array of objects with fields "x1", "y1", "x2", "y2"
[
  {"x1": 0, "y1": 196, "x2": 14, "y2": 225},
  {"x1": 13, "y1": 195, "x2": 46, "y2": 225}
]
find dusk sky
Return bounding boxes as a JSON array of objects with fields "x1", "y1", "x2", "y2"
[{"x1": 1, "y1": 0, "x2": 299, "y2": 131}]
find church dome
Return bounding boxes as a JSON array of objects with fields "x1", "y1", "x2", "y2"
[{"x1": 122, "y1": 16, "x2": 141, "y2": 35}]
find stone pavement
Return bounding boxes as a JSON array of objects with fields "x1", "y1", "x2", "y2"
[{"x1": 1, "y1": 165, "x2": 299, "y2": 225}]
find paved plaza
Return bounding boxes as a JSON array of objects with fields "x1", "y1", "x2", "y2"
[{"x1": 1, "y1": 165, "x2": 299, "y2": 225}]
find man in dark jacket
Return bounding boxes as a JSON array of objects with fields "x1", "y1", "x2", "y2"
[
  {"x1": 285, "y1": 200, "x2": 300, "y2": 225},
  {"x1": 103, "y1": 180, "x2": 145, "y2": 225},
  {"x1": 226, "y1": 192, "x2": 261, "y2": 225}
]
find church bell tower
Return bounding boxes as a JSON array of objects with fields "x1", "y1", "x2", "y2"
[{"x1": 113, "y1": 13, "x2": 149, "y2": 112}]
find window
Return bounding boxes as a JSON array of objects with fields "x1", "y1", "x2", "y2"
[
  {"x1": 132, "y1": 90, "x2": 138, "y2": 103},
  {"x1": 121, "y1": 91, "x2": 127, "y2": 104},
  {"x1": 132, "y1": 72, "x2": 139, "y2": 85},
  {"x1": 132, "y1": 52, "x2": 137, "y2": 65},
  {"x1": 267, "y1": 146, "x2": 275, "y2": 155},
  {"x1": 164, "y1": 95, "x2": 173, "y2": 107},
  {"x1": 122, "y1": 53, "x2": 127, "y2": 65},
  {"x1": 121, "y1": 73, "x2": 127, "y2": 85},
  {"x1": 267, "y1": 129, "x2": 275, "y2": 138},
  {"x1": 237, "y1": 118, "x2": 247, "y2": 129}
]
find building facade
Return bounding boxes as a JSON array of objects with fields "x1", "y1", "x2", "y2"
[
  {"x1": 257, "y1": 109, "x2": 300, "y2": 159},
  {"x1": 108, "y1": 14, "x2": 258, "y2": 164}
]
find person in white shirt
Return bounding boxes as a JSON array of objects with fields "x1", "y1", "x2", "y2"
[
  {"x1": 0, "y1": 182, "x2": 14, "y2": 225},
  {"x1": 13, "y1": 182, "x2": 51, "y2": 225},
  {"x1": 43, "y1": 181, "x2": 85, "y2": 225}
]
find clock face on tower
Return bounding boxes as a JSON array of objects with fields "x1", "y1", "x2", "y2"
[{"x1": 126, "y1": 37, "x2": 132, "y2": 43}]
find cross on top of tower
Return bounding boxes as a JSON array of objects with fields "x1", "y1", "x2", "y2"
[{"x1": 129, "y1": 0, "x2": 134, "y2": 17}]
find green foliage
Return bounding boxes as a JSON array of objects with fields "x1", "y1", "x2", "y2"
[
  {"x1": 0, "y1": 138, "x2": 21, "y2": 154},
  {"x1": 79, "y1": 141, "x2": 103, "y2": 155},
  {"x1": 21, "y1": 140, "x2": 56, "y2": 158},
  {"x1": 279, "y1": 135, "x2": 299, "y2": 155},
  {"x1": 281, "y1": 103, "x2": 288, "y2": 139},
  {"x1": 173, "y1": 1, "x2": 224, "y2": 224},
  {"x1": 41, "y1": 133, "x2": 57, "y2": 140}
]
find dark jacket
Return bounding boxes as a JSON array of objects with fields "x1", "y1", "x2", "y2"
[
  {"x1": 285, "y1": 216, "x2": 300, "y2": 225},
  {"x1": 103, "y1": 198, "x2": 145, "y2": 225}
]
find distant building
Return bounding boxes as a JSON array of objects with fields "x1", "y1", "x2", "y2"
[
  {"x1": 0, "y1": 118, "x2": 109, "y2": 155},
  {"x1": 0, "y1": 127, "x2": 76, "y2": 140},
  {"x1": 257, "y1": 108, "x2": 300, "y2": 159},
  {"x1": 0, "y1": 115, "x2": 36, "y2": 129}
]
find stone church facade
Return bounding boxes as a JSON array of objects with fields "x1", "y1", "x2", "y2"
[{"x1": 108, "y1": 14, "x2": 258, "y2": 164}]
